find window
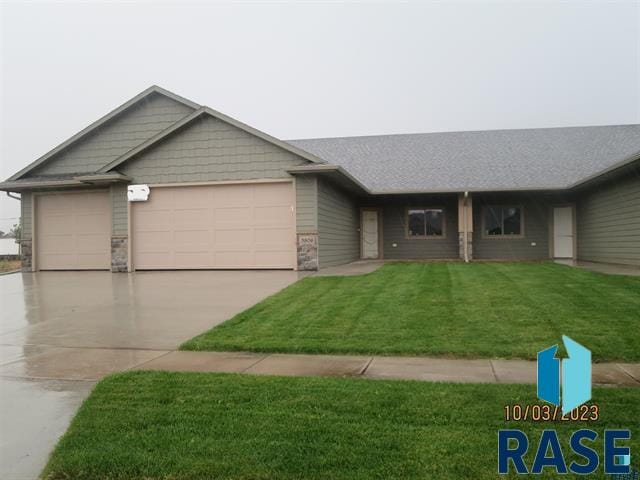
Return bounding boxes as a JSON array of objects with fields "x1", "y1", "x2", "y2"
[
  {"x1": 407, "y1": 208, "x2": 444, "y2": 237},
  {"x1": 484, "y1": 206, "x2": 522, "y2": 236}
]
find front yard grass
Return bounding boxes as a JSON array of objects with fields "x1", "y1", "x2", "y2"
[
  {"x1": 182, "y1": 262, "x2": 640, "y2": 361},
  {"x1": 43, "y1": 371, "x2": 640, "y2": 480}
]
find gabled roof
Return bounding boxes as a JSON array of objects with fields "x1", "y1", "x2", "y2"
[
  {"x1": 5, "y1": 83, "x2": 639, "y2": 194},
  {"x1": 8, "y1": 85, "x2": 200, "y2": 181},
  {"x1": 98, "y1": 106, "x2": 326, "y2": 172},
  {"x1": 288, "y1": 124, "x2": 640, "y2": 193}
]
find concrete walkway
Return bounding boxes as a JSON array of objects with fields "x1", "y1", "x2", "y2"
[
  {"x1": 3, "y1": 346, "x2": 638, "y2": 386},
  {"x1": 6, "y1": 346, "x2": 637, "y2": 386},
  {"x1": 134, "y1": 350, "x2": 640, "y2": 386},
  {"x1": 314, "y1": 259, "x2": 384, "y2": 276},
  {"x1": 320, "y1": 259, "x2": 640, "y2": 278},
  {"x1": 555, "y1": 259, "x2": 640, "y2": 276}
]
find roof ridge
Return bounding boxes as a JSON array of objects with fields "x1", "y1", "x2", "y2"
[{"x1": 288, "y1": 123, "x2": 640, "y2": 143}]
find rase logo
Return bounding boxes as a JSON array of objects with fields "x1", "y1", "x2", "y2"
[
  {"x1": 498, "y1": 337, "x2": 633, "y2": 475},
  {"x1": 498, "y1": 429, "x2": 632, "y2": 475},
  {"x1": 538, "y1": 335, "x2": 591, "y2": 415}
]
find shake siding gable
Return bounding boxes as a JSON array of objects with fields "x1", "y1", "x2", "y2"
[
  {"x1": 31, "y1": 94, "x2": 194, "y2": 176},
  {"x1": 119, "y1": 115, "x2": 308, "y2": 184}
]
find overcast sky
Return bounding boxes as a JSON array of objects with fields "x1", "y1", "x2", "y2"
[{"x1": 1, "y1": 0, "x2": 639, "y2": 232}]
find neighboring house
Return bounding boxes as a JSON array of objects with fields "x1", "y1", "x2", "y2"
[{"x1": 1, "y1": 86, "x2": 639, "y2": 272}]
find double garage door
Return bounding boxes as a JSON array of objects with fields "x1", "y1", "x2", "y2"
[
  {"x1": 132, "y1": 182, "x2": 295, "y2": 269},
  {"x1": 35, "y1": 182, "x2": 295, "y2": 271}
]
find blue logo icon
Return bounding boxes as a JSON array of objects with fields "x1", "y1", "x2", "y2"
[{"x1": 537, "y1": 335, "x2": 591, "y2": 414}]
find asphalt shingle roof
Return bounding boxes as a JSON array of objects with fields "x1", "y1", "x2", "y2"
[{"x1": 288, "y1": 124, "x2": 640, "y2": 193}]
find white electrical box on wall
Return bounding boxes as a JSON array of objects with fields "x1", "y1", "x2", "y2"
[{"x1": 127, "y1": 184, "x2": 150, "y2": 202}]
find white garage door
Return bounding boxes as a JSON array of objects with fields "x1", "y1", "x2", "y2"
[
  {"x1": 36, "y1": 191, "x2": 111, "y2": 270},
  {"x1": 132, "y1": 182, "x2": 295, "y2": 269}
]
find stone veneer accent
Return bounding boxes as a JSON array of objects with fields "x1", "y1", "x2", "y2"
[
  {"x1": 458, "y1": 232, "x2": 473, "y2": 261},
  {"x1": 111, "y1": 236, "x2": 128, "y2": 272},
  {"x1": 20, "y1": 240, "x2": 32, "y2": 271},
  {"x1": 297, "y1": 233, "x2": 318, "y2": 271}
]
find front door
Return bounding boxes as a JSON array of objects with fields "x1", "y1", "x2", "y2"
[
  {"x1": 553, "y1": 206, "x2": 574, "y2": 258},
  {"x1": 361, "y1": 210, "x2": 379, "y2": 259}
]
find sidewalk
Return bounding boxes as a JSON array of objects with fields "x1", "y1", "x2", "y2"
[
  {"x1": 314, "y1": 259, "x2": 384, "y2": 277},
  {"x1": 135, "y1": 350, "x2": 640, "y2": 386},
  {"x1": 555, "y1": 259, "x2": 640, "y2": 276}
]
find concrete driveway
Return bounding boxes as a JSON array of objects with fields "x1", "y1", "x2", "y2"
[{"x1": 0, "y1": 270, "x2": 300, "y2": 480}]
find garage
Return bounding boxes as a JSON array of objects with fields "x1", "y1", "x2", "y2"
[
  {"x1": 35, "y1": 191, "x2": 111, "y2": 270},
  {"x1": 132, "y1": 182, "x2": 295, "y2": 270}
]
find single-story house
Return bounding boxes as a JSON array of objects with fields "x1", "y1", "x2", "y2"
[{"x1": 1, "y1": 86, "x2": 639, "y2": 272}]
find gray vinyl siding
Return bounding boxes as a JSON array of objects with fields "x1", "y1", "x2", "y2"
[
  {"x1": 20, "y1": 192, "x2": 32, "y2": 240},
  {"x1": 119, "y1": 116, "x2": 307, "y2": 184},
  {"x1": 576, "y1": 175, "x2": 640, "y2": 266},
  {"x1": 472, "y1": 195, "x2": 550, "y2": 260},
  {"x1": 31, "y1": 94, "x2": 194, "y2": 176},
  {"x1": 296, "y1": 176, "x2": 317, "y2": 233},
  {"x1": 110, "y1": 184, "x2": 128, "y2": 236},
  {"x1": 381, "y1": 194, "x2": 459, "y2": 259},
  {"x1": 317, "y1": 179, "x2": 360, "y2": 267}
]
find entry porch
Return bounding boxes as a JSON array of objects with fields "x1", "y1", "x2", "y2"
[{"x1": 355, "y1": 191, "x2": 576, "y2": 262}]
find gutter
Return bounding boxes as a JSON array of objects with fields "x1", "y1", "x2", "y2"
[
  {"x1": 286, "y1": 164, "x2": 370, "y2": 195},
  {"x1": 0, "y1": 173, "x2": 132, "y2": 192}
]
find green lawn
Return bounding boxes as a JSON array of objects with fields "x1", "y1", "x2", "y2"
[
  {"x1": 43, "y1": 371, "x2": 639, "y2": 480},
  {"x1": 181, "y1": 262, "x2": 640, "y2": 362}
]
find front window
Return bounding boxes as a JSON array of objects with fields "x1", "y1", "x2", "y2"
[
  {"x1": 407, "y1": 208, "x2": 444, "y2": 237},
  {"x1": 484, "y1": 206, "x2": 522, "y2": 236}
]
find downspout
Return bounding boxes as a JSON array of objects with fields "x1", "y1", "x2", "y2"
[
  {"x1": 6, "y1": 191, "x2": 20, "y2": 201},
  {"x1": 462, "y1": 191, "x2": 469, "y2": 263}
]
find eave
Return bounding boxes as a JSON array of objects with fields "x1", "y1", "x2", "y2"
[
  {"x1": 0, "y1": 172, "x2": 132, "y2": 192},
  {"x1": 286, "y1": 165, "x2": 370, "y2": 196}
]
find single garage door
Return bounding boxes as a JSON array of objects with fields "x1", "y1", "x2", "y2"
[
  {"x1": 36, "y1": 191, "x2": 111, "y2": 270},
  {"x1": 132, "y1": 182, "x2": 295, "y2": 269}
]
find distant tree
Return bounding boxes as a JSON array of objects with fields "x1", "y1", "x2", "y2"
[
  {"x1": 11, "y1": 224, "x2": 21, "y2": 242},
  {"x1": 0, "y1": 231, "x2": 5, "y2": 238}
]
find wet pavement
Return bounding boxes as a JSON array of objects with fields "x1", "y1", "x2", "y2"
[
  {"x1": 0, "y1": 377, "x2": 94, "y2": 480},
  {"x1": 0, "y1": 270, "x2": 301, "y2": 350},
  {"x1": 0, "y1": 270, "x2": 301, "y2": 480}
]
